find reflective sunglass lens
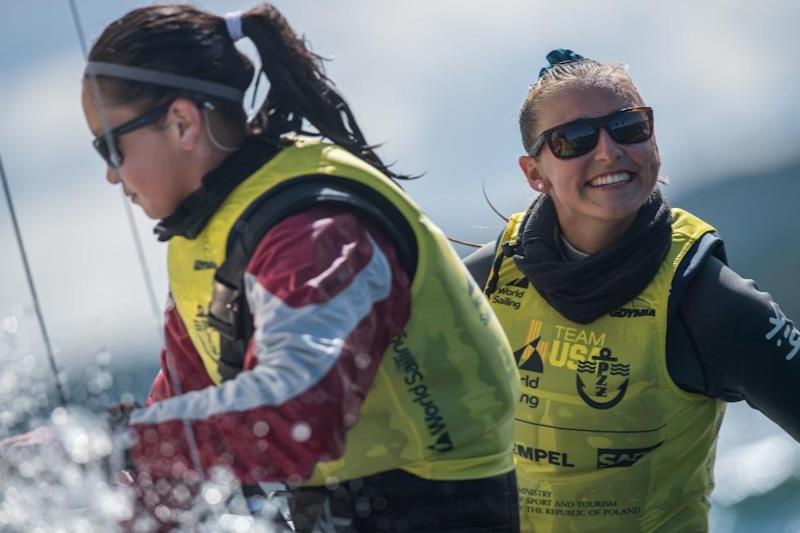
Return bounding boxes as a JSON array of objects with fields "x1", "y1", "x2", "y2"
[
  {"x1": 608, "y1": 110, "x2": 652, "y2": 144},
  {"x1": 539, "y1": 108, "x2": 653, "y2": 160},
  {"x1": 546, "y1": 109, "x2": 653, "y2": 159},
  {"x1": 549, "y1": 122, "x2": 597, "y2": 158}
]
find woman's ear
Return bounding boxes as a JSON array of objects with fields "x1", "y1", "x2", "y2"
[
  {"x1": 167, "y1": 98, "x2": 204, "y2": 151},
  {"x1": 519, "y1": 155, "x2": 548, "y2": 193}
]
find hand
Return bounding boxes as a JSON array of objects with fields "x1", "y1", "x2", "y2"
[
  {"x1": 0, "y1": 425, "x2": 57, "y2": 454},
  {"x1": 106, "y1": 400, "x2": 140, "y2": 432},
  {"x1": 106, "y1": 401, "x2": 140, "y2": 472},
  {"x1": 0, "y1": 425, "x2": 63, "y2": 483},
  {"x1": 0, "y1": 407, "x2": 120, "y2": 477},
  {"x1": 0, "y1": 417, "x2": 138, "y2": 529}
]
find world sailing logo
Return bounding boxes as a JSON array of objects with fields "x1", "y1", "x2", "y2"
[
  {"x1": 513, "y1": 320, "x2": 547, "y2": 373},
  {"x1": 391, "y1": 331, "x2": 454, "y2": 453},
  {"x1": 514, "y1": 337, "x2": 545, "y2": 373}
]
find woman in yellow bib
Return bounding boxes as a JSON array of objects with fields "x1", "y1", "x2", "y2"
[
  {"x1": 70, "y1": 3, "x2": 520, "y2": 531},
  {"x1": 465, "y1": 49, "x2": 800, "y2": 532}
]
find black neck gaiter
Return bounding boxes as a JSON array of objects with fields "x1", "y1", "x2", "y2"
[
  {"x1": 154, "y1": 136, "x2": 282, "y2": 242},
  {"x1": 511, "y1": 189, "x2": 672, "y2": 324}
]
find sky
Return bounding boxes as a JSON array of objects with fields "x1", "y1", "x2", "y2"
[
  {"x1": 0, "y1": 1, "x2": 798, "y2": 527},
  {"x1": 2, "y1": 0, "x2": 799, "y2": 366}
]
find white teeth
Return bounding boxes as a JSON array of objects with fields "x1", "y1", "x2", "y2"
[{"x1": 589, "y1": 172, "x2": 633, "y2": 187}]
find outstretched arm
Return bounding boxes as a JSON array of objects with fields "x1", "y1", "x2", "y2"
[
  {"x1": 679, "y1": 256, "x2": 800, "y2": 441},
  {"x1": 126, "y1": 205, "x2": 411, "y2": 483}
]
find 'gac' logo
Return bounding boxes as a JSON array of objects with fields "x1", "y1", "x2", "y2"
[{"x1": 597, "y1": 442, "x2": 663, "y2": 469}]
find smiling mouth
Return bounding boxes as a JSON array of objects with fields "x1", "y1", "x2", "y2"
[{"x1": 587, "y1": 172, "x2": 635, "y2": 188}]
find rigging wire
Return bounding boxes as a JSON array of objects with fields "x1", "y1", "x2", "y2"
[
  {"x1": 0, "y1": 152, "x2": 67, "y2": 407},
  {"x1": 445, "y1": 177, "x2": 512, "y2": 249},
  {"x1": 117, "y1": 189, "x2": 165, "y2": 338},
  {"x1": 66, "y1": 0, "x2": 205, "y2": 477},
  {"x1": 482, "y1": 177, "x2": 510, "y2": 223},
  {"x1": 66, "y1": 0, "x2": 163, "y2": 337},
  {"x1": 447, "y1": 236, "x2": 483, "y2": 248}
]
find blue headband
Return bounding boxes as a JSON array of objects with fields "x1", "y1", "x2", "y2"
[{"x1": 538, "y1": 49, "x2": 585, "y2": 78}]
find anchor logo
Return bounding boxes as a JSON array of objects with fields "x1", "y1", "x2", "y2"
[{"x1": 576, "y1": 347, "x2": 630, "y2": 410}]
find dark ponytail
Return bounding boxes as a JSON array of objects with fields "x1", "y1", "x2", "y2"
[{"x1": 88, "y1": 3, "x2": 407, "y2": 180}]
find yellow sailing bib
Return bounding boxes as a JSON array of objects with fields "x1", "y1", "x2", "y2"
[
  {"x1": 167, "y1": 138, "x2": 520, "y2": 484},
  {"x1": 488, "y1": 209, "x2": 724, "y2": 532}
]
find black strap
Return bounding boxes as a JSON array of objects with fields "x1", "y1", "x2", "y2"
[
  {"x1": 207, "y1": 174, "x2": 418, "y2": 382},
  {"x1": 155, "y1": 136, "x2": 283, "y2": 242},
  {"x1": 666, "y1": 232, "x2": 727, "y2": 320},
  {"x1": 483, "y1": 242, "x2": 513, "y2": 298},
  {"x1": 484, "y1": 241, "x2": 517, "y2": 298},
  {"x1": 484, "y1": 210, "x2": 530, "y2": 298}
]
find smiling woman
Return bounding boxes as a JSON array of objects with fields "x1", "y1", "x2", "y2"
[{"x1": 464, "y1": 49, "x2": 800, "y2": 533}]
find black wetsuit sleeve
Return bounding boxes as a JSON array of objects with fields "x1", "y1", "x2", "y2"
[
  {"x1": 463, "y1": 241, "x2": 497, "y2": 289},
  {"x1": 678, "y1": 255, "x2": 800, "y2": 441}
]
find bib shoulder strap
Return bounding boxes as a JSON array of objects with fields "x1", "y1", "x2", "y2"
[{"x1": 208, "y1": 174, "x2": 418, "y2": 381}]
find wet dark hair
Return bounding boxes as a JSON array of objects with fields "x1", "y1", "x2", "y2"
[{"x1": 87, "y1": 3, "x2": 405, "y2": 179}]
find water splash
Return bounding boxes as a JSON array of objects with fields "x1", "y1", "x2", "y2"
[
  {"x1": 0, "y1": 407, "x2": 134, "y2": 531},
  {"x1": 712, "y1": 433, "x2": 800, "y2": 507},
  {"x1": 0, "y1": 309, "x2": 286, "y2": 532}
]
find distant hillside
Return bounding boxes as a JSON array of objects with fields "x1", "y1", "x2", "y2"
[{"x1": 672, "y1": 161, "x2": 800, "y2": 321}]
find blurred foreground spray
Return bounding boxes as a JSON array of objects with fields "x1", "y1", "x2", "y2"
[{"x1": 0, "y1": 307, "x2": 285, "y2": 532}]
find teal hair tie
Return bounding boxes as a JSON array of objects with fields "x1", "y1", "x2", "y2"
[{"x1": 538, "y1": 49, "x2": 585, "y2": 78}]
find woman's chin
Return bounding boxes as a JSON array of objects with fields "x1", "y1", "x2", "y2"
[
  {"x1": 585, "y1": 201, "x2": 644, "y2": 227},
  {"x1": 139, "y1": 204, "x2": 163, "y2": 220},
  {"x1": 589, "y1": 190, "x2": 651, "y2": 219}
]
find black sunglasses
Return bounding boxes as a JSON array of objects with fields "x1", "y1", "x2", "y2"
[
  {"x1": 92, "y1": 101, "x2": 173, "y2": 167},
  {"x1": 528, "y1": 107, "x2": 654, "y2": 160}
]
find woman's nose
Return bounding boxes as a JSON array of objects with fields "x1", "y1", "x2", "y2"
[
  {"x1": 593, "y1": 129, "x2": 623, "y2": 161},
  {"x1": 106, "y1": 166, "x2": 120, "y2": 185}
]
